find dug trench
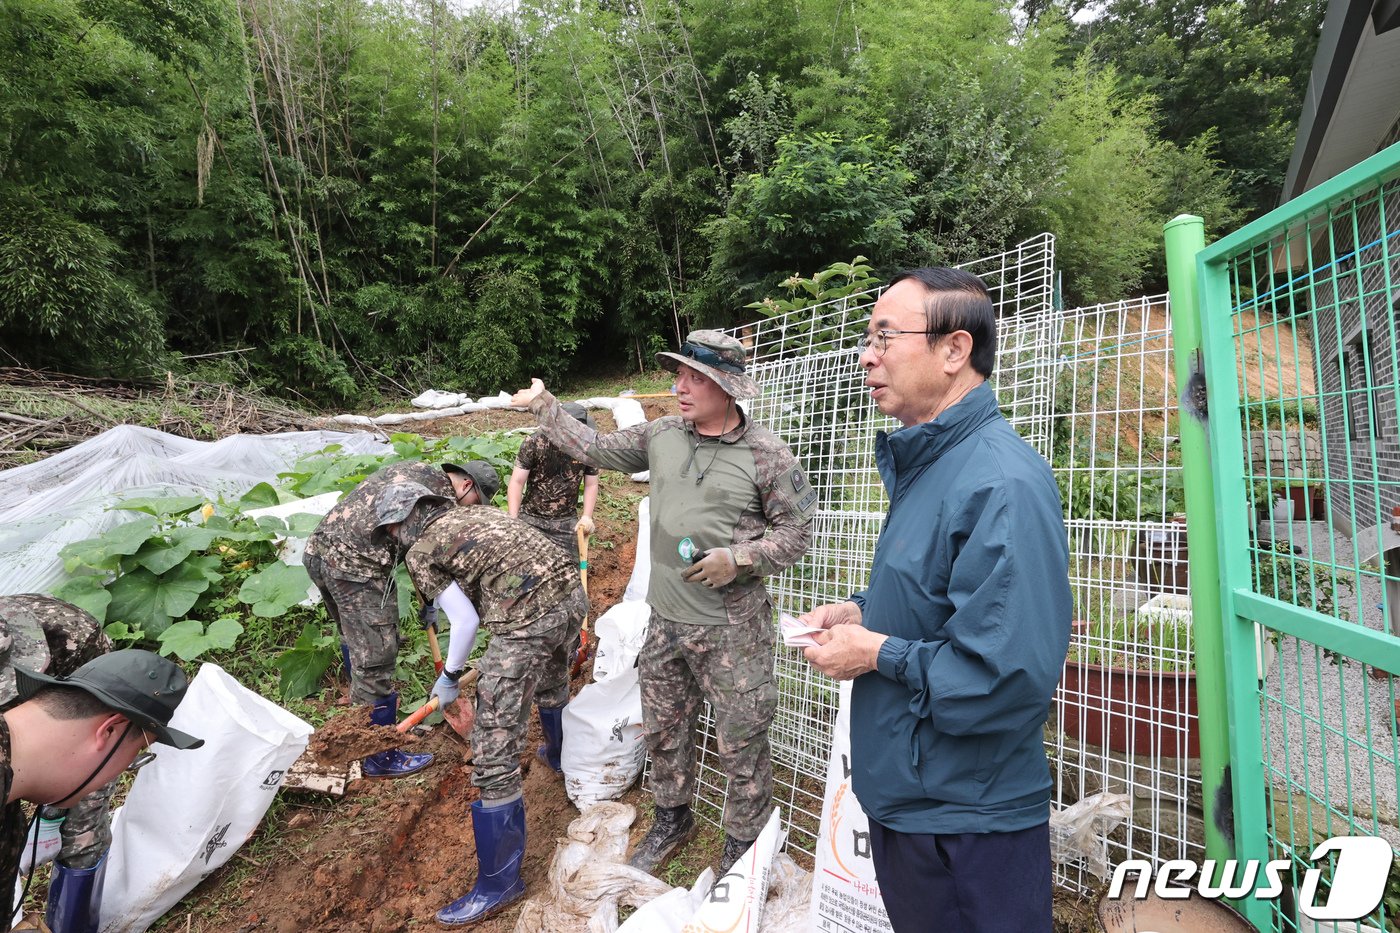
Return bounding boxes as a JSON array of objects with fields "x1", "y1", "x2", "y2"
[{"x1": 160, "y1": 405, "x2": 659, "y2": 933}]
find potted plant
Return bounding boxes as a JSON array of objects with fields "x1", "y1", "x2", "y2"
[
  {"x1": 1056, "y1": 612, "x2": 1201, "y2": 759},
  {"x1": 1055, "y1": 542, "x2": 1353, "y2": 760},
  {"x1": 1251, "y1": 479, "x2": 1294, "y2": 522}
]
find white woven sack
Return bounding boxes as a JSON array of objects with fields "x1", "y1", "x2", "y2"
[{"x1": 98, "y1": 664, "x2": 311, "y2": 933}]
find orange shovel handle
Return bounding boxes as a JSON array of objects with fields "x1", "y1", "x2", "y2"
[
  {"x1": 397, "y1": 697, "x2": 439, "y2": 733},
  {"x1": 396, "y1": 669, "x2": 479, "y2": 733}
]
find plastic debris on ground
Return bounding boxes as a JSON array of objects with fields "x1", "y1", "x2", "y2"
[{"x1": 1049, "y1": 792, "x2": 1133, "y2": 879}]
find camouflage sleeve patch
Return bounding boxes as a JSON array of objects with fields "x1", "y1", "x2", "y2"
[{"x1": 728, "y1": 426, "x2": 815, "y2": 578}]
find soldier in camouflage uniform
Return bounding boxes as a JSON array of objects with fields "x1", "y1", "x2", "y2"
[
  {"x1": 507, "y1": 401, "x2": 600, "y2": 562},
  {"x1": 511, "y1": 330, "x2": 817, "y2": 877},
  {"x1": 1, "y1": 596, "x2": 202, "y2": 932},
  {"x1": 372, "y1": 484, "x2": 586, "y2": 926},
  {"x1": 304, "y1": 458, "x2": 500, "y2": 778}
]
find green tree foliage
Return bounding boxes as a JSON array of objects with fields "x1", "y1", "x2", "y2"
[
  {"x1": 1029, "y1": 56, "x2": 1167, "y2": 303},
  {"x1": 1061, "y1": 0, "x2": 1324, "y2": 218},
  {"x1": 2, "y1": 0, "x2": 1292, "y2": 394},
  {"x1": 694, "y1": 132, "x2": 913, "y2": 321}
]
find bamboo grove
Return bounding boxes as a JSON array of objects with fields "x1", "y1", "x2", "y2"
[{"x1": 0, "y1": 0, "x2": 1322, "y2": 403}]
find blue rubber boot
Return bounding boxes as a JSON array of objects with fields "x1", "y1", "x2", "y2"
[
  {"x1": 436, "y1": 797, "x2": 526, "y2": 926},
  {"x1": 536, "y1": 705, "x2": 564, "y2": 773},
  {"x1": 362, "y1": 692, "x2": 434, "y2": 778},
  {"x1": 341, "y1": 641, "x2": 353, "y2": 677},
  {"x1": 46, "y1": 856, "x2": 107, "y2": 933}
]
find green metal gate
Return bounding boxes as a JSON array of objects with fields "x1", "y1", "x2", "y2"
[{"x1": 1170, "y1": 141, "x2": 1400, "y2": 931}]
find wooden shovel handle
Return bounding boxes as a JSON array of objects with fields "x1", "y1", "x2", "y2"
[
  {"x1": 577, "y1": 527, "x2": 590, "y2": 597},
  {"x1": 426, "y1": 624, "x2": 444, "y2": 676}
]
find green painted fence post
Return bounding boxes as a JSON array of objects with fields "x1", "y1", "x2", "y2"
[{"x1": 1163, "y1": 215, "x2": 1234, "y2": 872}]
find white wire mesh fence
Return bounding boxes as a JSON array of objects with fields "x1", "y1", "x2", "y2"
[
  {"x1": 1047, "y1": 296, "x2": 1203, "y2": 893},
  {"x1": 672, "y1": 237, "x2": 1201, "y2": 898}
]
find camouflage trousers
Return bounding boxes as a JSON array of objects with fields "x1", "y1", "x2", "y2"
[
  {"x1": 472, "y1": 586, "x2": 587, "y2": 801},
  {"x1": 518, "y1": 514, "x2": 584, "y2": 662},
  {"x1": 639, "y1": 610, "x2": 778, "y2": 841},
  {"x1": 304, "y1": 553, "x2": 398, "y2": 706},
  {"x1": 518, "y1": 512, "x2": 580, "y2": 562}
]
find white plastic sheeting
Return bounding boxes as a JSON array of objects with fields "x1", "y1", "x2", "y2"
[
  {"x1": 336, "y1": 393, "x2": 655, "y2": 481},
  {"x1": 0, "y1": 424, "x2": 388, "y2": 596}
]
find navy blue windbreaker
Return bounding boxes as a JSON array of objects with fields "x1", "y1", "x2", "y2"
[{"x1": 849, "y1": 381, "x2": 1071, "y2": 834}]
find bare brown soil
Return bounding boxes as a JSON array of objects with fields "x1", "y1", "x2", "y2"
[{"x1": 305, "y1": 706, "x2": 423, "y2": 766}]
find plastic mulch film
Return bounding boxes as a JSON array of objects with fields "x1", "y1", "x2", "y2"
[{"x1": 0, "y1": 424, "x2": 387, "y2": 595}]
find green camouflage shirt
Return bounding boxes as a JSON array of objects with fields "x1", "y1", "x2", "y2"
[
  {"x1": 516, "y1": 432, "x2": 598, "y2": 520},
  {"x1": 405, "y1": 507, "x2": 577, "y2": 630},
  {"x1": 304, "y1": 460, "x2": 454, "y2": 581},
  {"x1": 529, "y1": 390, "x2": 816, "y2": 625}
]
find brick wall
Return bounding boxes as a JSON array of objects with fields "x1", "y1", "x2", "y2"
[{"x1": 1313, "y1": 175, "x2": 1400, "y2": 536}]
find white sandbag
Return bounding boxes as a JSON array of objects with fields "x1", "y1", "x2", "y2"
[
  {"x1": 99, "y1": 664, "x2": 312, "y2": 933},
  {"x1": 511, "y1": 802, "x2": 672, "y2": 933},
  {"x1": 411, "y1": 389, "x2": 470, "y2": 409},
  {"x1": 622, "y1": 498, "x2": 652, "y2": 604},
  {"x1": 562, "y1": 600, "x2": 650, "y2": 808},
  {"x1": 681, "y1": 808, "x2": 784, "y2": 933},
  {"x1": 616, "y1": 869, "x2": 715, "y2": 933}
]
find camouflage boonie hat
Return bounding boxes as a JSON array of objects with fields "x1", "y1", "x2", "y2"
[
  {"x1": 561, "y1": 402, "x2": 597, "y2": 431},
  {"x1": 374, "y1": 482, "x2": 454, "y2": 534},
  {"x1": 441, "y1": 461, "x2": 500, "y2": 503},
  {"x1": 656, "y1": 330, "x2": 760, "y2": 399},
  {"x1": 15, "y1": 648, "x2": 204, "y2": 748},
  {"x1": 0, "y1": 595, "x2": 57, "y2": 705}
]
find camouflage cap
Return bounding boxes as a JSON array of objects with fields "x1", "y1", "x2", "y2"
[
  {"x1": 374, "y1": 482, "x2": 455, "y2": 531},
  {"x1": 15, "y1": 648, "x2": 204, "y2": 749},
  {"x1": 561, "y1": 401, "x2": 597, "y2": 431},
  {"x1": 441, "y1": 461, "x2": 500, "y2": 504},
  {"x1": 656, "y1": 330, "x2": 760, "y2": 399}
]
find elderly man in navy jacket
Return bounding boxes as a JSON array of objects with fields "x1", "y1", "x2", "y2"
[{"x1": 802, "y1": 267, "x2": 1071, "y2": 933}]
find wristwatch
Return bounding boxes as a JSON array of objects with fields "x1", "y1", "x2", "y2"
[{"x1": 442, "y1": 668, "x2": 465, "y2": 683}]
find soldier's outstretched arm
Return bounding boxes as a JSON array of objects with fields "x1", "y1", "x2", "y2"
[{"x1": 523, "y1": 387, "x2": 651, "y2": 475}]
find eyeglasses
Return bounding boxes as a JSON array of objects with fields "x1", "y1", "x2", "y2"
[
  {"x1": 126, "y1": 729, "x2": 157, "y2": 773},
  {"x1": 678, "y1": 342, "x2": 744, "y2": 374},
  {"x1": 858, "y1": 329, "x2": 947, "y2": 357}
]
